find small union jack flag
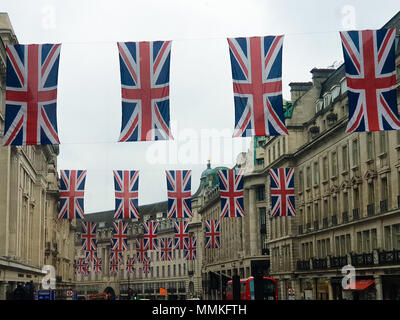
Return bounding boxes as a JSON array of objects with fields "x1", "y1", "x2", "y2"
[
  {"x1": 166, "y1": 170, "x2": 192, "y2": 218},
  {"x1": 205, "y1": 220, "x2": 220, "y2": 249},
  {"x1": 117, "y1": 41, "x2": 173, "y2": 141},
  {"x1": 269, "y1": 168, "x2": 295, "y2": 217},
  {"x1": 160, "y1": 237, "x2": 173, "y2": 261},
  {"x1": 227, "y1": 36, "x2": 288, "y2": 137},
  {"x1": 184, "y1": 237, "x2": 197, "y2": 260},
  {"x1": 173, "y1": 220, "x2": 189, "y2": 250},
  {"x1": 113, "y1": 170, "x2": 140, "y2": 219},
  {"x1": 340, "y1": 29, "x2": 400, "y2": 132},
  {"x1": 218, "y1": 169, "x2": 245, "y2": 218},
  {"x1": 75, "y1": 258, "x2": 88, "y2": 275},
  {"x1": 110, "y1": 250, "x2": 124, "y2": 263},
  {"x1": 126, "y1": 257, "x2": 135, "y2": 274},
  {"x1": 3, "y1": 44, "x2": 61, "y2": 146},
  {"x1": 136, "y1": 238, "x2": 149, "y2": 263},
  {"x1": 93, "y1": 257, "x2": 103, "y2": 274},
  {"x1": 109, "y1": 257, "x2": 119, "y2": 274},
  {"x1": 111, "y1": 221, "x2": 129, "y2": 252},
  {"x1": 143, "y1": 257, "x2": 151, "y2": 274},
  {"x1": 84, "y1": 250, "x2": 97, "y2": 264},
  {"x1": 81, "y1": 221, "x2": 97, "y2": 252},
  {"x1": 143, "y1": 221, "x2": 159, "y2": 250},
  {"x1": 58, "y1": 170, "x2": 87, "y2": 219}
]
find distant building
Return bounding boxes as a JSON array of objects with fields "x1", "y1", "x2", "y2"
[{"x1": 0, "y1": 13, "x2": 75, "y2": 300}]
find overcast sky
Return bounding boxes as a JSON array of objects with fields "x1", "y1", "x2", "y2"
[{"x1": 2, "y1": 0, "x2": 399, "y2": 213}]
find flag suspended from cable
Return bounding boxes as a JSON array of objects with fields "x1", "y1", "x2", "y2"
[
  {"x1": 75, "y1": 258, "x2": 88, "y2": 275},
  {"x1": 184, "y1": 237, "x2": 197, "y2": 260},
  {"x1": 136, "y1": 238, "x2": 149, "y2": 263},
  {"x1": 143, "y1": 256, "x2": 151, "y2": 274},
  {"x1": 143, "y1": 221, "x2": 159, "y2": 250},
  {"x1": 339, "y1": 29, "x2": 400, "y2": 132},
  {"x1": 84, "y1": 250, "x2": 97, "y2": 264},
  {"x1": 160, "y1": 237, "x2": 173, "y2": 261},
  {"x1": 117, "y1": 41, "x2": 173, "y2": 142},
  {"x1": 218, "y1": 169, "x2": 245, "y2": 218},
  {"x1": 109, "y1": 257, "x2": 119, "y2": 274},
  {"x1": 81, "y1": 221, "x2": 97, "y2": 252},
  {"x1": 173, "y1": 220, "x2": 189, "y2": 250},
  {"x1": 110, "y1": 250, "x2": 124, "y2": 263},
  {"x1": 93, "y1": 257, "x2": 103, "y2": 274},
  {"x1": 204, "y1": 220, "x2": 220, "y2": 249},
  {"x1": 166, "y1": 170, "x2": 192, "y2": 218},
  {"x1": 111, "y1": 221, "x2": 129, "y2": 252},
  {"x1": 58, "y1": 170, "x2": 87, "y2": 219},
  {"x1": 126, "y1": 257, "x2": 135, "y2": 274},
  {"x1": 227, "y1": 36, "x2": 288, "y2": 137},
  {"x1": 3, "y1": 44, "x2": 61, "y2": 146},
  {"x1": 269, "y1": 168, "x2": 295, "y2": 217},
  {"x1": 113, "y1": 170, "x2": 140, "y2": 219}
]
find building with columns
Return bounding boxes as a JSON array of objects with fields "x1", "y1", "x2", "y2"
[
  {"x1": 259, "y1": 11, "x2": 400, "y2": 301},
  {"x1": 0, "y1": 13, "x2": 76, "y2": 300}
]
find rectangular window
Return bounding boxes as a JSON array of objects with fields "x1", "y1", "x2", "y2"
[
  {"x1": 313, "y1": 161, "x2": 319, "y2": 185},
  {"x1": 367, "y1": 133, "x2": 374, "y2": 159},
  {"x1": 393, "y1": 224, "x2": 400, "y2": 250},
  {"x1": 331, "y1": 152, "x2": 338, "y2": 176},
  {"x1": 384, "y1": 226, "x2": 391, "y2": 250},
  {"x1": 256, "y1": 158, "x2": 264, "y2": 166},
  {"x1": 299, "y1": 170, "x2": 304, "y2": 192},
  {"x1": 343, "y1": 192, "x2": 349, "y2": 212},
  {"x1": 371, "y1": 229, "x2": 377, "y2": 249},
  {"x1": 327, "y1": 238, "x2": 331, "y2": 255},
  {"x1": 340, "y1": 235, "x2": 346, "y2": 255},
  {"x1": 342, "y1": 145, "x2": 349, "y2": 171},
  {"x1": 357, "y1": 232, "x2": 362, "y2": 253},
  {"x1": 306, "y1": 166, "x2": 311, "y2": 188},
  {"x1": 352, "y1": 139, "x2": 360, "y2": 166},
  {"x1": 346, "y1": 234, "x2": 351, "y2": 253},
  {"x1": 335, "y1": 236, "x2": 340, "y2": 255},
  {"x1": 380, "y1": 132, "x2": 388, "y2": 154},
  {"x1": 332, "y1": 196, "x2": 337, "y2": 215},
  {"x1": 381, "y1": 177, "x2": 388, "y2": 201},
  {"x1": 353, "y1": 188, "x2": 360, "y2": 209},
  {"x1": 363, "y1": 230, "x2": 370, "y2": 252},
  {"x1": 368, "y1": 182, "x2": 375, "y2": 204},
  {"x1": 322, "y1": 157, "x2": 328, "y2": 180},
  {"x1": 256, "y1": 185, "x2": 265, "y2": 201},
  {"x1": 277, "y1": 141, "x2": 280, "y2": 157}
]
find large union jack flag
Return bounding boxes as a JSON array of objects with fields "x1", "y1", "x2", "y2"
[
  {"x1": 143, "y1": 221, "x2": 159, "y2": 250},
  {"x1": 218, "y1": 169, "x2": 245, "y2": 218},
  {"x1": 126, "y1": 257, "x2": 135, "y2": 274},
  {"x1": 340, "y1": 29, "x2": 400, "y2": 132},
  {"x1": 58, "y1": 170, "x2": 87, "y2": 219},
  {"x1": 184, "y1": 237, "x2": 197, "y2": 260},
  {"x1": 173, "y1": 220, "x2": 189, "y2": 250},
  {"x1": 204, "y1": 220, "x2": 220, "y2": 249},
  {"x1": 166, "y1": 170, "x2": 192, "y2": 218},
  {"x1": 3, "y1": 44, "x2": 61, "y2": 146},
  {"x1": 269, "y1": 168, "x2": 295, "y2": 217},
  {"x1": 117, "y1": 41, "x2": 173, "y2": 142},
  {"x1": 113, "y1": 170, "x2": 140, "y2": 219},
  {"x1": 93, "y1": 257, "x2": 103, "y2": 274},
  {"x1": 160, "y1": 237, "x2": 173, "y2": 261},
  {"x1": 81, "y1": 221, "x2": 97, "y2": 252},
  {"x1": 136, "y1": 238, "x2": 149, "y2": 263},
  {"x1": 111, "y1": 221, "x2": 129, "y2": 252},
  {"x1": 227, "y1": 36, "x2": 288, "y2": 137}
]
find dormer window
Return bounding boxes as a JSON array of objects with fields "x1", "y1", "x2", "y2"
[
  {"x1": 340, "y1": 77, "x2": 347, "y2": 94},
  {"x1": 331, "y1": 85, "x2": 340, "y2": 100},
  {"x1": 323, "y1": 93, "x2": 331, "y2": 108}
]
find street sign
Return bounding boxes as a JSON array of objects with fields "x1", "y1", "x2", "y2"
[
  {"x1": 288, "y1": 288, "x2": 295, "y2": 300},
  {"x1": 67, "y1": 290, "x2": 73, "y2": 297},
  {"x1": 160, "y1": 287, "x2": 167, "y2": 296},
  {"x1": 35, "y1": 290, "x2": 55, "y2": 300}
]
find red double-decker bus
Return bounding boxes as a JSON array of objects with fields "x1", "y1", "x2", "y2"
[{"x1": 225, "y1": 277, "x2": 278, "y2": 300}]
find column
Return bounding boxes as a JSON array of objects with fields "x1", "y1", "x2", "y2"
[
  {"x1": 249, "y1": 188, "x2": 257, "y2": 256},
  {"x1": 328, "y1": 279, "x2": 334, "y2": 300},
  {"x1": 0, "y1": 282, "x2": 7, "y2": 300},
  {"x1": 374, "y1": 275, "x2": 383, "y2": 300}
]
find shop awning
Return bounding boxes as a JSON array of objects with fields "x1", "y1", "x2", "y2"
[{"x1": 344, "y1": 279, "x2": 375, "y2": 290}]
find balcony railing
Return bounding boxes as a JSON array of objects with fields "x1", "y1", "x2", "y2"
[
  {"x1": 323, "y1": 218, "x2": 328, "y2": 229},
  {"x1": 329, "y1": 255, "x2": 348, "y2": 268},
  {"x1": 351, "y1": 253, "x2": 374, "y2": 267},
  {"x1": 296, "y1": 260, "x2": 310, "y2": 271},
  {"x1": 332, "y1": 215, "x2": 337, "y2": 226},
  {"x1": 314, "y1": 220, "x2": 319, "y2": 231},
  {"x1": 380, "y1": 199, "x2": 388, "y2": 214},
  {"x1": 353, "y1": 208, "x2": 360, "y2": 220},
  {"x1": 378, "y1": 249, "x2": 400, "y2": 265},
  {"x1": 312, "y1": 258, "x2": 328, "y2": 270},
  {"x1": 367, "y1": 204, "x2": 375, "y2": 217},
  {"x1": 342, "y1": 211, "x2": 348, "y2": 223}
]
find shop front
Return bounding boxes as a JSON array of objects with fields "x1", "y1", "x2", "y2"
[
  {"x1": 382, "y1": 275, "x2": 400, "y2": 300},
  {"x1": 342, "y1": 278, "x2": 376, "y2": 300}
]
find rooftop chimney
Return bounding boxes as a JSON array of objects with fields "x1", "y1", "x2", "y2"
[
  {"x1": 310, "y1": 68, "x2": 336, "y2": 87},
  {"x1": 288, "y1": 82, "x2": 313, "y2": 101}
]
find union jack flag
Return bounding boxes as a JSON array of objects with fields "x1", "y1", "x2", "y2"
[
  {"x1": 143, "y1": 257, "x2": 151, "y2": 274},
  {"x1": 143, "y1": 221, "x2": 159, "y2": 250},
  {"x1": 93, "y1": 257, "x2": 103, "y2": 274},
  {"x1": 58, "y1": 170, "x2": 87, "y2": 219},
  {"x1": 110, "y1": 250, "x2": 124, "y2": 263},
  {"x1": 81, "y1": 221, "x2": 97, "y2": 252},
  {"x1": 269, "y1": 168, "x2": 295, "y2": 217},
  {"x1": 340, "y1": 29, "x2": 400, "y2": 132},
  {"x1": 218, "y1": 169, "x2": 245, "y2": 218},
  {"x1": 109, "y1": 258, "x2": 119, "y2": 274},
  {"x1": 204, "y1": 220, "x2": 220, "y2": 249},
  {"x1": 166, "y1": 170, "x2": 192, "y2": 218},
  {"x1": 84, "y1": 250, "x2": 97, "y2": 264},
  {"x1": 227, "y1": 36, "x2": 288, "y2": 137},
  {"x1": 3, "y1": 44, "x2": 61, "y2": 146},
  {"x1": 111, "y1": 221, "x2": 129, "y2": 252},
  {"x1": 126, "y1": 257, "x2": 135, "y2": 274},
  {"x1": 117, "y1": 41, "x2": 173, "y2": 142},
  {"x1": 136, "y1": 238, "x2": 149, "y2": 263},
  {"x1": 160, "y1": 237, "x2": 173, "y2": 261},
  {"x1": 113, "y1": 170, "x2": 140, "y2": 219},
  {"x1": 173, "y1": 220, "x2": 189, "y2": 250},
  {"x1": 75, "y1": 258, "x2": 88, "y2": 275},
  {"x1": 183, "y1": 237, "x2": 197, "y2": 260}
]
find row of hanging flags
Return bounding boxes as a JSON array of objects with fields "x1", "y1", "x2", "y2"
[
  {"x1": 73, "y1": 167, "x2": 294, "y2": 274},
  {"x1": 3, "y1": 29, "x2": 400, "y2": 146}
]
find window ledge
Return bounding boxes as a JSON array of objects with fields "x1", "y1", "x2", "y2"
[
  {"x1": 322, "y1": 179, "x2": 329, "y2": 185},
  {"x1": 313, "y1": 184, "x2": 319, "y2": 189},
  {"x1": 378, "y1": 152, "x2": 387, "y2": 159},
  {"x1": 366, "y1": 159, "x2": 374, "y2": 165},
  {"x1": 330, "y1": 175, "x2": 338, "y2": 181},
  {"x1": 306, "y1": 187, "x2": 311, "y2": 192},
  {"x1": 351, "y1": 165, "x2": 360, "y2": 172},
  {"x1": 395, "y1": 144, "x2": 400, "y2": 151},
  {"x1": 341, "y1": 170, "x2": 349, "y2": 176}
]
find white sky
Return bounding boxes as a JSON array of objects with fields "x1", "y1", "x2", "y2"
[{"x1": 2, "y1": 0, "x2": 399, "y2": 213}]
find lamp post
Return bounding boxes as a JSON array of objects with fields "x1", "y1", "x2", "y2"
[{"x1": 127, "y1": 255, "x2": 131, "y2": 300}]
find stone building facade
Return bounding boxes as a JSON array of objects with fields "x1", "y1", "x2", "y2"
[
  {"x1": 259, "y1": 12, "x2": 400, "y2": 301},
  {"x1": 74, "y1": 200, "x2": 204, "y2": 300},
  {"x1": 0, "y1": 13, "x2": 76, "y2": 299}
]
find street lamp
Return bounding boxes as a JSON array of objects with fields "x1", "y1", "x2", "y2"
[{"x1": 127, "y1": 254, "x2": 131, "y2": 300}]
